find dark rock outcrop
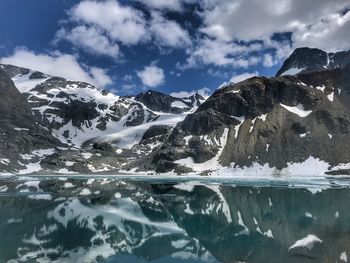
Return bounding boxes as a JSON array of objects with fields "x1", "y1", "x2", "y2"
[
  {"x1": 0, "y1": 69, "x2": 62, "y2": 172},
  {"x1": 276, "y1": 47, "x2": 350, "y2": 77},
  {"x1": 135, "y1": 90, "x2": 193, "y2": 113}
]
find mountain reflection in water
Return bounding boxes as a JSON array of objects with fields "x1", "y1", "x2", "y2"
[{"x1": 0, "y1": 176, "x2": 350, "y2": 263}]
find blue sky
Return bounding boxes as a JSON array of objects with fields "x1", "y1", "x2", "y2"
[{"x1": 0, "y1": 0, "x2": 349, "y2": 96}]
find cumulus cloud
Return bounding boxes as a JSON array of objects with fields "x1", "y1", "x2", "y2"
[
  {"x1": 199, "y1": 0, "x2": 350, "y2": 51},
  {"x1": 0, "y1": 47, "x2": 112, "y2": 88},
  {"x1": 134, "y1": 0, "x2": 196, "y2": 11},
  {"x1": 170, "y1": 87, "x2": 211, "y2": 98},
  {"x1": 69, "y1": 0, "x2": 147, "y2": 45},
  {"x1": 262, "y1": 54, "x2": 277, "y2": 67},
  {"x1": 55, "y1": 26, "x2": 120, "y2": 58},
  {"x1": 135, "y1": 0, "x2": 183, "y2": 11},
  {"x1": 137, "y1": 65, "x2": 165, "y2": 87},
  {"x1": 291, "y1": 11, "x2": 350, "y2": 51},
  {"x1": 57, "y1": 0, "x2": 192, "y2": 55},
  {"x1": 230, "y1": 71, "x2": 259, "y2": 83},
  {"x1": 150, "y1": 12, "x2": 191, "y2": 48},
  {"x1": 182, "y1": 38, "x2": 262, "y2": 68}
]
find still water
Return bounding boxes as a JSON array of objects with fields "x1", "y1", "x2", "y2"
[{"x1": 0, "y1": 175, "x2": 350, "y2": 263}]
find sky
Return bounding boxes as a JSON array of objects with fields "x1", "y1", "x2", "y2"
[{"x1": 0, "y1": 0, "x2": 349, "y2": 97}]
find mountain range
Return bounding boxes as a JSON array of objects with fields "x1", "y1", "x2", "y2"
[{"x1": 1, "y1": 47, "x2": 350, "y2": 176}]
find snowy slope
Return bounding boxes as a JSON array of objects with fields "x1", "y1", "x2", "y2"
[{"x1": 4, "y1": 66, "x2": 199, "y2": 150}]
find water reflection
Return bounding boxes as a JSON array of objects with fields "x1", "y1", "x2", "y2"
[{"x1": 0, "y1": 177, "x2": 349, "y2": 263}]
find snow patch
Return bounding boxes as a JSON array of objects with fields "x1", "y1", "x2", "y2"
[
  {"x1": 340, "y1": 252, "x2": 348, "y2": 262},
  {"x1": 315, "y1": 85, "x2": 326, "y2": 92},
  {"x1": 171, "y1": 100, "x2": 189, "y2": 109},
  {"x1": 280, "y1": 103, "x2": 312, "y2": 117},
  {"x1": 327, "y1": 92, "x2": 334, "y2": 102},
  {"x1": 79, "y1": 188, "x2": 92, "y2": 196},
  {"x1": 232, "y1": 116, "x2": 245, "y2": 139},
  {"x1": 281, "y1": 67, "x2": 305, "y2": 76}
]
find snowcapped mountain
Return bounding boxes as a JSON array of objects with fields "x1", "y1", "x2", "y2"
[
  {"x1": 0, "y1": 64, "x2": 204, "y2": 175},
  {"x1": 276, "y1": 47, "x2": 350, "y2": 77},
  {"x1": 0, "y1": 47, "x2": 350, "y2": 176}
]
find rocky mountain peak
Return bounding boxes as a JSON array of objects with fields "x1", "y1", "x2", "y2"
[
  {"x1": 134, "y1": 89, "x2": 197, "y2": 114},
  {"x1": 276, "y1": 47, "x2": 350, "y2": 77}
]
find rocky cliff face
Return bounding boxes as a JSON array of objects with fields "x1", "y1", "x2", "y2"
[
  {"x1": 0, "y1": 68, "x2": 62, "y2": 174},
  {"x1": 276, "y1": 47, "x2": 350, "y2": 77},
  {"x1": 148, "y1": 67, "x2": 350, "y2": 175}
]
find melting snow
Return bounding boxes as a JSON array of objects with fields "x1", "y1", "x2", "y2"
[
  {"x1": 175, "y1": 128, "x2": 229, "y2": 172},
  {"x1": 258, "y1": 113, "x2": 268, "y2": 122},
  {"x1": 0, "y1": 158, "x2": 10, "y2": 165},
  {"x1": 184, "y1": 203, "x2": 194, "y2": 215},
  {"x1": 327, "y1": 92, "x2": 334, "y2": 102},
  {"x1": 340, "y1": 252, "x2": 348, "y2": 262},
  {"x1": 12, "y1": 72, "x2": 49, "y2": 93},
  {"x1": 249, "y1": 118, "x2": 257, "y2": 133},
  {"x1": 14, "y1": 127, "x2": 29, "y2": 131},
  {"x1": 281, "y1": 67, "x2": 305, "y2": 76},
  {"x1": 300, "y1": 132, "x2": 310, "y2": 138},
  {"x1": 171, "y1": 100, "x2": 189, "y2": 109},
  {"x1": 280, "y1": 103, "x2": 312, "y2": 117},
  {"x1": 17, "y1": 161, "x2": 42, "y2": 175},
  {"x1": 232, "y1": 116, "x2": 245, "y2": 139},
  {"x1": 63, "y1": 182, "x2": 74, "y2": 188},
  {"x1": 315, "y1": 85, "x2": 326, "y2": 92},
  {"x1": 79, "y1": 188, "x2": 92, "y2": 196},
  {"x1": 264, "y1": 229, "x2": 274, "y2": 238},
  {"x1": 81, "y1": 152, "x2": 93, "y2": 159}
]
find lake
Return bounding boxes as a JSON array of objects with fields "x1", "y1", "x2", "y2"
[{"x1": 0, "y1": 175, "x2": 349, "y2": 263}]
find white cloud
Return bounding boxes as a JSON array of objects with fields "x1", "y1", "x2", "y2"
[
  {"x1": 170, "y1": 87, "x2": 211, "y2": 98},
  {"x1": 89, "y1": 67, "x2": 113, "y2": 87},
  {"x1": 134, "y1": 0, "x2": 196, "y2": 11},
  {"x1": 135, "y1": 0, "x2": 183, "y2": 11},
  {"x1": 55, "y1": 26, "x2": 120, "y2": 58},
  {"x1": 58, "y1": 1, "x2": 192, "y2": 55},
  {"x1": 150, "y1": 12, "x2": 191, "y2": 48},
  {"x1": 0, "y1": 47, "x2": 112, "y2": 88},
  {"x1": 199, "y1": 0, "x2": 350, "y2": 51},
  {"x1": 137, "y1": 65, "x2": 165, "y2": 87},
  {"x1": 70, "y1": 0, "x2": 147, "y2": 45},
  {"x1": 292, "y1": 11, "x2": 350, "y2": 52},
  {"x1": 263, "y1": 53, "x2": 277, "y2": 67},
  {"x1": 230, "y1": 71, "x2": 258, "y2": 83},
  {"x1": 182, "y1": 38, "x2": 262, "y2": 68}
]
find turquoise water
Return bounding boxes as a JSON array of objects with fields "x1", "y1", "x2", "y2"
[{"x1": 0, "y1": 176, "x2": 350, "y2": 263}]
